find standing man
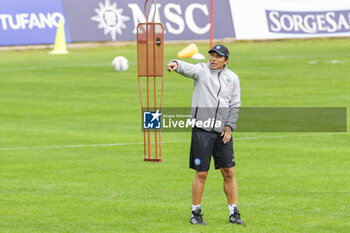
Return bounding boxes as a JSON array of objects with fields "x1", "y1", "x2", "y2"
[{"x1": 166, "y1": 44, "x2": 244, "y2": 225}]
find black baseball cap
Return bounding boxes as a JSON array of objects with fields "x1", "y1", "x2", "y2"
[{"x1": 208, "y1": 44, "x2": 229, "y2": 58}]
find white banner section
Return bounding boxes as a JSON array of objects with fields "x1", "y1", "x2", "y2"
[{"x1": 229, "y1": 0, "x2": 350, "y2": 40}]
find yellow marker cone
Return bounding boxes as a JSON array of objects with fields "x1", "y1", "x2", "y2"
[
  {"x1": 50, "y1": 19, "x2": 68, "y2": 54},
  {"x1": 177, "y1": 43, "x2": 198, "y2": 58}
]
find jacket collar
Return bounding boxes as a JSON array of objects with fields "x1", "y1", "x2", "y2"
[{"x1": 207, "y1": 62, "x2": 227, "y2": 73}]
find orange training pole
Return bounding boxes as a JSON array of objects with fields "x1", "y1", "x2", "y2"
[{"x1": 137, "y1": 0, "x2": 164, "y2": 162}]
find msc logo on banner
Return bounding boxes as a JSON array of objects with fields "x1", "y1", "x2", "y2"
[
  {"x1": 91, "y1": 0, "x2": 130, "y2": 40},
  {"x1": 143, "y1": 110, "x2": 161, "y2": 129},
  {"x1": 91, "y1": 0, "x2": 211, "y2": 41}
]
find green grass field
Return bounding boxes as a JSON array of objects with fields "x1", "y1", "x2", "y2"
[{"x1": 0, "y1": 39, "x2": 349, "y2": 232}]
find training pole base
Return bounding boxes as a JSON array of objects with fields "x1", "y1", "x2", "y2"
[{"x1": 144, "y1": 158, "x2": 163, "y2": 162}]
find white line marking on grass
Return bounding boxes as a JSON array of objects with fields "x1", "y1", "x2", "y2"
[
  {"x1": 0, "y1": 62, "x2": 138, "y2": 71},
  {"x1": 233, "y1": 132, "x2": 348, "y2": 140},
  {"x1": 0, "y1": 141, "x2": 186, "y2": 151},
  {"x1": 0, "y1": 64, "x2": 109, "y2": 71},
  {"x1": 0, "y1": 132, "x2": 348, "y2": 151},
  {"x1": 239, "y1": 54, "x2": 349, "y2": 61},
  {"x1": 328, "y1": 60, "x2": 339, "y2": 64}
]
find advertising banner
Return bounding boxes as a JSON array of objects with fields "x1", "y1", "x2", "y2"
[
  {"x1": 62, "y1": 0, "x2": 234, "y2": 42},
  {"x1": 229, "y1": 0, "x2": 350, "y2": 40},
  {"x1": 0, "y1": 0, "x2": 70, "y2": 46}
]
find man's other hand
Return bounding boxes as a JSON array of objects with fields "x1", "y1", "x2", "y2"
[{"x1": 221, "y1": 126, "x2": 232, "y2": 144}]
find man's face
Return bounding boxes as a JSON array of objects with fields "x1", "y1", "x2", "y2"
[{"x1": 209, "y1": 52, "x2": 228, "y2": 70}]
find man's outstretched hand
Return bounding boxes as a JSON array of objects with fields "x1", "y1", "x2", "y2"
[
  {"x1": 166, "y1": 61, "x2": 178, "y2": 72},
  {"x1": 221, "y1": 126, "x2": 232, "y2": 144}
]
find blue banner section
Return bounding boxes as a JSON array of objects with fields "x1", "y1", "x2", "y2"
[
  {"x1": 0, "y1": 0, "x2": 70, "y2": 46},
  {"x1": 62, "y1": 0, "x2": 234, "y2": 42}
]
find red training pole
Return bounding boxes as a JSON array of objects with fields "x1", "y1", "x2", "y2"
[{"x1": 210, "y1": 0, "x2": 214, "y2": 49}]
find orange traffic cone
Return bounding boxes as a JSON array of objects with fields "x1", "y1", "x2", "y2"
[{"x1": 177, "y1": 43, "x2": 198, "y2": 58}]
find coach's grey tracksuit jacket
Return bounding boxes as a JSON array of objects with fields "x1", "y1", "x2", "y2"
[{"x1": 173, "y1": 60, "x2": 241, "y2": 133}]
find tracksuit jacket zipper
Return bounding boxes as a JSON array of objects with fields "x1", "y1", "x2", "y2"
[{"x1": 212, "y1": 71, "x2": 222, "y2": 132}]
